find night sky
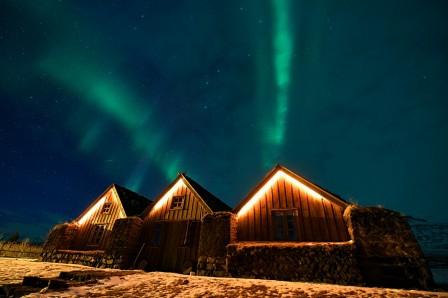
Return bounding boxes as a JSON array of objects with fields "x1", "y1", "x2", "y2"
[{"x1": 1, "y1": 0, "x2": 447, "y2": 242}]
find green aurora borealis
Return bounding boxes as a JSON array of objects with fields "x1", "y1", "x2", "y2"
[{"x1": 1, "y1": 0, "x2": 447, "y2": 241}]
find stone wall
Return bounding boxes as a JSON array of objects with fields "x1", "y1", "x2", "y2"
[
  {"x1": 227, "y1": 242, "x2": 364, "y2": 285},
  {"x1": 39, "y1": 248, "x2": 134, "y2": 269},
  {"x1": 41, "y1": 223, "x2": 79, "y2": 263},
  {"x1": 39, "y1": 206, "x2": 434, "y2": 290},
  {"x1": 105, "y1": 217, "x2": 144, "y2": 269},
  {"x1": 41, "y1": 250, "x2": 106, "y2": 267},
  {"x1": 42, "y1": 223, "x2": 78, "y2": 252},
  {"x1": 344, "y1": 205, "x2": 435, "y2": 289},
  {"x1": 195, "y1": 206, "x2": 433, "y2": 290},
  {"x1": 197, "y1": 212, "x2": 236, "y2": 277},
  {"x1": 41, "y1": 218, "x2": 143, "y2": 269}
]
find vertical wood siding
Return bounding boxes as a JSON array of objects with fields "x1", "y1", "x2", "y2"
[
  {"x1": 139, "y1": 180, "x2": 210, "y2": 273},
  {"x1": 237, "y1": 176, "x2": 350, "y2": 242},
  {"x1": 71, "y1": 188, "x2": 126, "y2": 250}
]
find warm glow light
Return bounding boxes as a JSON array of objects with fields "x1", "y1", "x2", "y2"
[
  {"x1": 152, "y1": 179, "x2": 185, "y2": 212},
  {"x1": 237, "y1": 170, "x2": 323, "y2": 217},
  {"x1": 282, "y1": 171, "x2": 322, "y2": 199},
  {"x1": 238, "y1": 171, "x2": 282, "y2": 217},
  {"x1": 77, "y1": 197, "x2": 106, "y2": 225}
]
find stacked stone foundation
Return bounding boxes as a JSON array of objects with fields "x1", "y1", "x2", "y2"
[
  {"x1": 40, "y1": 206, "x2": 434, "y2": 290},
  {"x1": 40, "y1": 249, "x2": 133, "y2": 269},
  {"x1": 344, "y1": 205, "x2": 434, "y2": 289},
  {"x1": 227, "y1": 241, "x2": 363, "y2": 285},
  {"x1": 105, "y1": 217, "x2": 144, "y2": 269},
  {"x1": 41, "y1": 217, "x2": 143, "y2": 269},
  {"x1": 195, "y1": 207, "x2": 434, "y2": 290},
  {"x1": 42, "y1": 223, "x2": 78, "y2": 252},
  {"x1": 196, "y1": 212, "x2": 236, "y2": 277},
  {"x1": 197, "y1": 256, "x2": 228, "y2": 277}
]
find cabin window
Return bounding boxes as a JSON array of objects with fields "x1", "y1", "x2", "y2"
[
  {"x1": 171, "y1": 195, "x2": 185, "y2": 210},
  {"x1": 272, "y1": 209, "x2": 298, "y2": 241},
  {"x1": 101, "y1": 203, "x2": 112, "y2": 214},
  {"x1": 151, "y1": 222, "x2": 162, "y2": 246},
  {"x1": 90, "y1": 224, "x2": 106, "y2": 245}
]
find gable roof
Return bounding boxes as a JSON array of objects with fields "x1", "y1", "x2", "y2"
[
  {"x1": 233, "y1": 164, "x2": 348, "y2": 214},
  {"x1": 183, "y1": 174, "x2": 232, "y2": 212},
  {"x1": 112, "y1": 184, "x2": 152, "y2": 216},
  {"x1": 74, "y1": 184, "x2": 152, "y2": 223},
  {"x1": 140, "y1": 173, "x2": 231, "y2": 218}
]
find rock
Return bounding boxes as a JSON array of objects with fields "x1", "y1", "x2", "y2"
[
  {"x1": 22, "y1": 276, "x2": 48, "y2": 288},
  {"x1": 48, "y1": 279, "x2": 69, "y2": 290}
]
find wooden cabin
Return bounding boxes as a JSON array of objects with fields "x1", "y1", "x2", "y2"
[
  {"x1": 71, "y1": 184, "x2": 152, "y2": 251},
  {"x1": 138, "y1": 173, "x2": 231, "y2": 273},
  {"x1": 233, "y1": 164, "x2": 350, "y2": 242}
]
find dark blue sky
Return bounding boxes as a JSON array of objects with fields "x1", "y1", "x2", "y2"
[{"x1": 1, "y1": 0, "x2": 447, "y2": 242}]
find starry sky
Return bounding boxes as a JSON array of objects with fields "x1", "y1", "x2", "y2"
[{"x1": 1, "y1": 0, "x2": 447, "y2": 242}]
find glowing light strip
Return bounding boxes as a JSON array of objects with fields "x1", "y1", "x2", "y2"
[
  {"x1": 77, "y1": 197, "x2": 106, "y2": 225},
  {"x1": 237, "y1": 170, "x2": 322, "y2": 217},
  {"x1": 152, "y1": 179, "x2": 185, "y2": 212},
  {"x1": 283, "y1": 171, "x2": 321, "y2": 199}
]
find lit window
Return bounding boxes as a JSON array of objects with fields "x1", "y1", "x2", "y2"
[
  {"x1": 171, "y1": 196, "x2": 185, "y2": 210},
  {"x1": 90, "y1": 224, "x2": 106, "y2": 245},
  {"x1": 272, "y1": 209, "x2": 298, "y2": 241},
  {"x1": 101, "y1": 203, "x2": 111, "y2": 214}
]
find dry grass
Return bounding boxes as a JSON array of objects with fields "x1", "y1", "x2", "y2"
[{"x1": 0, "y1": 240, "x2": 43, "y2": 258}]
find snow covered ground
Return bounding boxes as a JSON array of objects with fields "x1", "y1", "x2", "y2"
[{"x1": 1, "y1": 258, "x2": 447, "y2": 298}]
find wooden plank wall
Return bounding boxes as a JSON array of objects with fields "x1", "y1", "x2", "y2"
[
  {"x1": 237, "y1": 176, "x2": 349, "y2": 242},
  {"x1": 149, "y1": 183, "x2": 208, "y2": 222},
  {"x1": 71, "y1": 188, "x2": 124, "y2": 250},
  {"x1": 143, "y1": 221, "x2": 201, "y2": 273},
  {"x1": 174, "y1": 221, "x2": 201, "y2": 273},
  {"x1": 139, "y1": 182, "x2": 209, "y2": 272}
]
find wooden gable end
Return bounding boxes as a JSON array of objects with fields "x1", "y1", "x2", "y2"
[
  {"x1": 144, "y1": 177, "x2": 211, "y2": 224},
  {"x1": 235, "y1": 166, "x2": 350, "y2": 242},
  {"x1": 138, "y1": 176, "x2": 211, "y2": 273},
  {"x1": 71, "y1": 186, "x2": 126, "y2": 250}
]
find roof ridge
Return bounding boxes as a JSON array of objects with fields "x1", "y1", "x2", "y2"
[
  {"x1": 182, "y1": 174, "x2": 232, "y2": 212},
  {"x1": 113, "y1": 184, "x2": 152, "y2": 216}
]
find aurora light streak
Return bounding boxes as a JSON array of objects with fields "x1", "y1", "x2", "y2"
[
  {"x1": 1, "y1": 0, "x2": 447, "y2": 242},
  {"x1": 39, "y1": 37, "x2": 181, "y2": 191},
  {"x1": 270, "y1": 0, "x2": 293, "y2": 146},
  {"x1": 259, "y1": 0, "x2": 294, "y2": 168}
]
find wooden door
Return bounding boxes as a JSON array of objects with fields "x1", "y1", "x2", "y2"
[
  {"x1": 160, "y1": 221, "x2": 183, "y2": 272},
  {"x1": 153, "y1": 220, "x2": 202, "y2": 273}
]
